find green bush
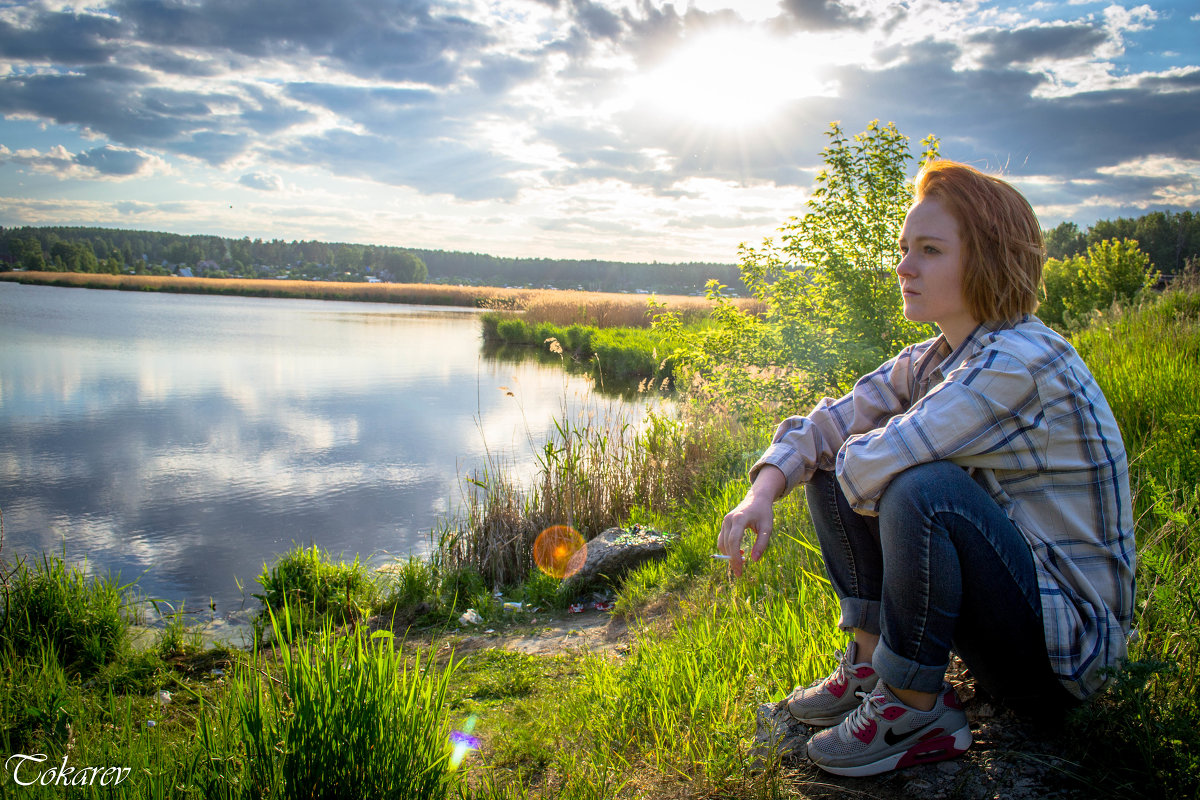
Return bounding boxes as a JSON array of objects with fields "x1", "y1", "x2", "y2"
[
  {"x1": 1041, "y1": 238, "x2": 1159, "y2": 327},
  {"x1": 1, "y1": 552, "x2": 131, "y2": 675},
  {"x1": 657, "y1": 121, "x2": 938, "y2": 425},
  {"x1": 254, "y1": 545, "x2": 377, "y2": 637}
]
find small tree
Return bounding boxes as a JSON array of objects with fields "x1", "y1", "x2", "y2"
[
  {"x1": 656, "y1": 120, "x2": 938, "y2": 425},
  {"x1": 1040, "y1": 238, "x2": 1159, "y2": 327}
]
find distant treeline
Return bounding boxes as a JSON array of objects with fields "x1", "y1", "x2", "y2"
[
  {"x1": 1044, "y1": 210, "x2": 1200, "y2": 277},
  {"x1": 3, "y1": 211, "x2": 1194, "y2": 295},
  {"x1": 0, "y1": 225, "x2": 744, "y2": 295}
]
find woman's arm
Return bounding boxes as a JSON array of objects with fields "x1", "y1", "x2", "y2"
[
  {"x1": 752, "y1": 341, "x2": 927, "y2": 494},
  {"x1": 836, "y1": 349, "x2": 1047, "y2": 515}
]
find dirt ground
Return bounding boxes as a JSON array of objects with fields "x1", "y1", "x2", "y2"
[{"x1": 422, "y1": 602, "x2": 635, "y2": 658}]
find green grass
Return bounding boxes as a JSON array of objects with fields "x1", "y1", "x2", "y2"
[{"x1": 0, "y1": 551, "x2": 132, "y2": 676}]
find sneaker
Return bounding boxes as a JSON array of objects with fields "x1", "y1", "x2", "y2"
[
  {"x1": 806, "y1": 682, "x2": 972, "y2": 777},
  {"x1": 786, "y1": 641, "x2": 878, "y2": 726}
]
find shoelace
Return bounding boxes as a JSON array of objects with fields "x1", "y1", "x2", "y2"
[{"x1": 844, "y1": 686, "x2": 890, "y2": 736}]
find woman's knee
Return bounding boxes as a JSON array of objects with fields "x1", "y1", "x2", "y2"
[{"x1": 879, "y1": 461, "x2": 969, "y2": 517}]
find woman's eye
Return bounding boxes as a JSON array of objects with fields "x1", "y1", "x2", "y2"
[{"x1": 924, "y1": 245, "x2": 939, "y2": 254}]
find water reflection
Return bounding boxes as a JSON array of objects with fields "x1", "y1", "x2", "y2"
[{"x1": 0, "y1": 283, "x2": 659, "y2": 618}]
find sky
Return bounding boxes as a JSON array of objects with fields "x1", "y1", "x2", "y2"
[{"x1": 1, "y1": 0, "x2": 1198, "y2": 264}]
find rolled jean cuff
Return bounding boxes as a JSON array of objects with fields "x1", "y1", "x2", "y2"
[
  {"x1": 837, "y1": 597, "x2": 881, "y2": 635},
  {"x1": 872, "y1": 637, "x2": 948, "y2": 694}
]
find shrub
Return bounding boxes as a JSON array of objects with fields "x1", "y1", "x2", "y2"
[
  {"x1": 0, "y1": 552, "x2": 131, "y2": 675},
  {"x1": 1041, "y1": 238, "x2": 1159, "y2": 327},
  {"x1": 657, "y1": 121, "x2": 939, "y2": 425},
  {"x1": 254, "y1": 545, "x2": 378, "y2": 637}
]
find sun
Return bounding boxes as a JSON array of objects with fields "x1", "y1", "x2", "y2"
[{"x1": 635, "y1": 28, "x2": 825, "y2": 131}]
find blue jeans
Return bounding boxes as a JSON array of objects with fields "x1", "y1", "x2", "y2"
[{"x1": 806, "y1": 462, "x2": 1075, "y2": 715}]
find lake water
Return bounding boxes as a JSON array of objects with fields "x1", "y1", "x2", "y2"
[{"x1": 0, "y1": 282, "x2": 659, "y2": 628}]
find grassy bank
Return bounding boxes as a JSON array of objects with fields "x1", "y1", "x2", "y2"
[
  {"x1": 3, "y1": 287, "x2": 1199, "y2": 798},
  {"x1": 0, "y1": 271, "x2": 732, "y2": 316},
  {"x1": 479, "y1": 293, "x2": 761, "y2": 387}
]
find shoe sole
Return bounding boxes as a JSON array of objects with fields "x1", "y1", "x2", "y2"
[{"x1": 808, "y1": 723, "x2": 972, "y2": 777}]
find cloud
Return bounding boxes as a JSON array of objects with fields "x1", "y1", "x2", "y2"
[
  {"x1": 112, "y1": 0, "x2": 491, "y2": 85},
  {"x1": 74, "y1": 144, "x2": 160, "y2": 176},
  {"x1": 568, "y1": 0, "x2": 623, "y2": 39},
  {"x1": 239, "y1": 172, "x2": 284, "y2": 191},
  {"x1": 0, "y1": 67, "x2": 311, "y2": 166},
  {"x1": 271, "y1": 128, "x2": 523, "y2": 201},
  {"x1": 0, "y1": 143, "x2": 165, "y2": 179},
  {"x1": 0, "y1": 9, "x2": 124, "y2": 65},
  {"x1": 965, "y1": 23, "x2": 1108, "y2": 68},
  {"x1": 776, "y1": 0, "x2": 872, "y2": 31},
  {"x1": 471, "y1": 54, "x2": 543, "y2": 95}
]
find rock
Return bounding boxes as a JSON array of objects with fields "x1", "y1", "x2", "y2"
[
  {"x1": 751, "y1": 699, "x2": 812, "y2": 766},
  {"x1": 560, "y1": 525, "x2": 678, "y2": 595}
]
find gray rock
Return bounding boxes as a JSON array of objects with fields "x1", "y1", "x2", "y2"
[
  {"x1": 560, "y1": 525, "x2": 677, "y2": 595},
  {"x1": 751, "y1": 699, "x2": 812, "y2": 766}
]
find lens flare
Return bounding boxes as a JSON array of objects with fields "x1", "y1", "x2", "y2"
[
  {"x1": 533, "y1": 525, "x2": 586, "y2": 579},
  {"x1": 450, "y1": 716, "x2": 480, "y2": 768}
]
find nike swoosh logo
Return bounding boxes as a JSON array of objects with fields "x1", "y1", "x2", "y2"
[{"x1": 883, "y1": 721, "x2": 940, "y2": 747}]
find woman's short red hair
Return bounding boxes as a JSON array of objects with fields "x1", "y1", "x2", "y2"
[{"x1": 914, "y1": 160, "x2": 1045, "y2": 323}]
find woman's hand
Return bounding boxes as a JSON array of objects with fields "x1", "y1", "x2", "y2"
[{"x1": 718, "y1": 465, "x2": 786, "y2": 578}]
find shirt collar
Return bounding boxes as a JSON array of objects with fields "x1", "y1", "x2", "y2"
[{"x1": 921, "y1": 316, "x2": 1029, "y2": 385}]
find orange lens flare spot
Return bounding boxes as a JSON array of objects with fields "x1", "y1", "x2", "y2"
[{"x1": 534, "y1": 525, "x2": 586, "y2": 580}]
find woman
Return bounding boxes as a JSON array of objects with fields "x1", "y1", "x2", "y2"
[{"x1": 717, "y1": 160, "x2": 1135, "y2": 777}]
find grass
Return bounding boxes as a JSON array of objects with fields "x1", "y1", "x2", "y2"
[
  {"x1": 207, "y1": 608, "x2": 459, "y2": 799},
  {"x1": 2, "y1": 286, "x2": 1199, "y2": 799},
  {"x1": 0, "y1": 551, "x2": 132, "y2": 676}
]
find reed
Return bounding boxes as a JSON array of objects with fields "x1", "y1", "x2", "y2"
[{"x1": 435, "y1": 406, "x2": 742, "y2": 593}]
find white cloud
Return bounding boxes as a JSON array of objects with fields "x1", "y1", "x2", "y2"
[{"x1": 0, "y1": 143, "x2": 169, "y2": 180}]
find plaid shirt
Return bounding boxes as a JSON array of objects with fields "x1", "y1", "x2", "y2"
[{"x1": 753, "y1": 316, "x2": 1135, "y2": 699}]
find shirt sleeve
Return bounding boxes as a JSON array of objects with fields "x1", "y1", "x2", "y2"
[
  {"x1": 836, "y1": 347, "x2": 1048, "y2": 515},
  {"x1": 750, "y1": 343, "x2": 922, "y2": 495}
]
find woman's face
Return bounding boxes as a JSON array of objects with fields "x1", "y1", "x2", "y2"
[{"x1": 897, "y1": 196, "x2": 978, "y2": 347}]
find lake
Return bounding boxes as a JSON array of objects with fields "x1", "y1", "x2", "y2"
[{"x1": 0, "y1": 282, "x2": 660, "y2": 628}]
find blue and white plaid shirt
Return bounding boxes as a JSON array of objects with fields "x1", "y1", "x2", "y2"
[{"x1": 753, "y1": 315, "x2": 1135, "y2": 699}]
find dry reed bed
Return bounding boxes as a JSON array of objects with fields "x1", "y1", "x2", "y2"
[{"x1": 0, "y1": 271, "x2": 761, "y2": 325}]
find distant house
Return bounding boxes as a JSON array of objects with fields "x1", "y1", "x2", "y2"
[{"x1": 178, "y1": 267, "x2": 194, "y2": 278}]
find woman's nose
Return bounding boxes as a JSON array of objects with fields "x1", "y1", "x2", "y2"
[{"x1": 896, "y1": 252, "x2": 915, "y2": 278}]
